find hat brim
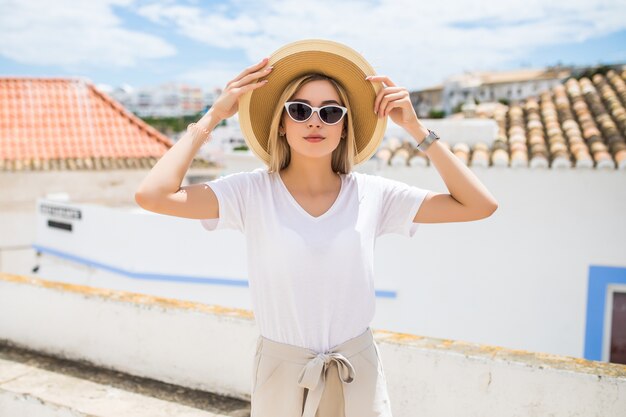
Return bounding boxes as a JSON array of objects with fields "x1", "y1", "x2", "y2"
[{"x1": 238, "y1": 38, "x2": 387, "y2": 166}]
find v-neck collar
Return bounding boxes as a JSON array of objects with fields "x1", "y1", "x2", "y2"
[{"x1": 275, "y1": 171, "x2": 345, "y2": 221}]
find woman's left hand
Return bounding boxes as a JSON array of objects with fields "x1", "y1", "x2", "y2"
[{"x1": 366, "y1": 75, "x2": 422, "y2": 132}]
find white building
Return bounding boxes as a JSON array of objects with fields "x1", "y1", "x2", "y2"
[{"x1": 108, "y1": 82, "x2": 219, "y2": 118}]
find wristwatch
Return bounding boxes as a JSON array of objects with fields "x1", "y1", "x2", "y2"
[{"x1": 416, "y1": 129, "x2": 440, "y2": 152}]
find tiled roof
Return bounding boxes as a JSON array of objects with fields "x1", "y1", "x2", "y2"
[
  {"x1": 377, "y1": 69, "x2": 626, "y2": 170},
  {"x1": 0, "y1": 77, "x2": 216, "y2": 171}
]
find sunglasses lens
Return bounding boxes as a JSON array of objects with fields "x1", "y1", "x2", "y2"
[
  {"x1": 320, "y1": 106, "x2": 344, "y2": 124},
  {"x1": 286, "y1": 103, "x2": 345, "y2": 124},
  {"x1": 288, "y1": 103, "x2": 312, "y2": 121}
]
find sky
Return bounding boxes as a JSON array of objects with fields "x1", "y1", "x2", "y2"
[{"x1": 1, "y1": 0, "x2": 625, "y2": 93}]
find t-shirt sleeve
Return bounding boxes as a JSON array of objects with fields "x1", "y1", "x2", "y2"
[
  {"x1": 199, "y1": 170, "x2": 257, "y2": 233},
  {"x1": 375, "y1": 175, "x2": 431, "y2": 238}
]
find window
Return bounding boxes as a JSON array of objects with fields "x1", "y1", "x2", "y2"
[{"x1": 609, "y1": 290, "x2": 626, "y2": 364}]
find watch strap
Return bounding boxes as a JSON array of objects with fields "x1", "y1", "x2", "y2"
[{"x1": 417, "y1": 129, "x2": 439, "y2": 151}]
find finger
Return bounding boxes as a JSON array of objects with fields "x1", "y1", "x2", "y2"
[
  {"x1": 379, "y1": 93, "x2": 405, "y2": 117},
  {"x1": 238, "y1": 79, "x2": 269, "y2": 94},
  {"x1": 366, "y1": 75, "x2": 397, "y2": 87},
  {"x1": 230, "y1": 57, "x2": 270, "y2": 85},
  {"x1": 374, "y1": 87, "x2": 403, "y2": 115},
  {"x1": 374, "y1": 86, "x2": 402, "y2": 114},
  {"x1": 231, "y1": 65, "x2": 273, "y2": 88},
  {"x1": 381, "y1": 93, "x2": 408, "y2": 117}
]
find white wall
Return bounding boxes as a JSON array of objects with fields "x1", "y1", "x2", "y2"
[
  {"x1": 23, "y1": 161, "x2": 626, "y2": 360},
  {"x1": 374, "y1": 164, "x2": 626, "y2": 358},
  {"x1": 2, "y1": 150, "x2": 625, "y2": 361}
]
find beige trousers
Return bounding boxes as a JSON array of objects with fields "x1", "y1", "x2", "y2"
[{"x1": 250, "y1": 327, "x2": 393, "y2": 417}]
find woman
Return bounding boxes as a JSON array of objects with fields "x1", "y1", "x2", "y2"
[{"x1": 135, "y1": 39, "x2": 498, "y2": 417}]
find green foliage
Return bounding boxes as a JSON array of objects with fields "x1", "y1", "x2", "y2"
[
  {"x1": 139, "y1": 109, "x2": 226, "y2": 134},
  {"x1": 428, "y1": 109, "x2": 446, "y2": 119}
]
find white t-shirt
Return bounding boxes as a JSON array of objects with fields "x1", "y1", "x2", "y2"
[{"x1": 200, "y1": 167, "x2": 430, "y2": 353}]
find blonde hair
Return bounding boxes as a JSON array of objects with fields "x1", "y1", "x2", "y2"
[{"x1": 266, "y1": 73, "x2": 357, "y2": 174}]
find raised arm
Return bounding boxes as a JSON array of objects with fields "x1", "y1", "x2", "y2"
[
  {"x1": 134, "y1": 110, "x2": 223, "y2": 219},
  {"x1": 134, "y1": 57, "x2": 273, "y2": 219}
]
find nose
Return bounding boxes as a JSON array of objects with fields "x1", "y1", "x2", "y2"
[{"x1": 307, "y1": 110, "x2": 322, "y2": 127}]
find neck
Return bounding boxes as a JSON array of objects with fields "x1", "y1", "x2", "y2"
[{"x1": 280, "y1": 155, "x2": 339, "y2": 193}]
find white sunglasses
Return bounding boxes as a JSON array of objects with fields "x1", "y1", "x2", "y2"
[{"x1": 284, "y1": 101, "x2": 348, "y2": 125}]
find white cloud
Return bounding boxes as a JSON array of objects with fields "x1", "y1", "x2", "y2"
[
  {"x1": 134, "y1": 0, "x2": 626, "y2": 89},
  {"x1": 0, "y1": 0, "x2": 176, "y2": 70},
  {"x1": 1, "y1": 0, "x2": 624, "y2": 89}
]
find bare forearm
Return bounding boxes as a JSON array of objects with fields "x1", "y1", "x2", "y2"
[
  {"x1": 407, "y1": 122, "x2": 498, "y2": 210},
  {"x1": 136, "y1": 110, "x2": 222, "y2": 197}
]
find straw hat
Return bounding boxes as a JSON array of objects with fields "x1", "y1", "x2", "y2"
[{"x1": 237, "y1": 38, "x2": 387, "y2": 166}]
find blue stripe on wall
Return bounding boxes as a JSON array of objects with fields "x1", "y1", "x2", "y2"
[
  {"x1": 32, "y1": 244, "x2": 398, "y2": 298},
  {"x1": 584, "y1": 265, "x2": 626, "y2": 361}
]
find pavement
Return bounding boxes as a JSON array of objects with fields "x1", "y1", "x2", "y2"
[{"x1": 0, "y1": 341, "x2": 251, "y2": 417}]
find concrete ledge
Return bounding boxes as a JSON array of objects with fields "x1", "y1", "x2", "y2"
[
  {"x1": 1, "y1": 272, "x2": 625, "y2": 417},
  {"x1": 372, "y1": 329, "x2": 625, "y2": 379},
  {"x1": 0, "y1": 272, "x2": 258, "y2": 402}
]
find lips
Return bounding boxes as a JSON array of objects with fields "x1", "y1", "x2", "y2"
[{"x1": 304, "y1": 136, "x2": 325, "y2": 140}]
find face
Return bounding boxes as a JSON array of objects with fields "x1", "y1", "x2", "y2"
[{"x1": 280, "y1": 79, "x2": 346, "y2": 160}]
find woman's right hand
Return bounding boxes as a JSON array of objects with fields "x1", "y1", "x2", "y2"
[{"x1": 209, "y1": 57, "x2": 273, "y2": 121}]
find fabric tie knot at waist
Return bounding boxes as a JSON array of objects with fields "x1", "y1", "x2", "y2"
[{"x1": 297, "y1": 352, "x2": 356, "y2": 417}]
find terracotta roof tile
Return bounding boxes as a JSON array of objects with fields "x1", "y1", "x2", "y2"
[
  {"x1": 0, "y1": 77, "x2": 215, "y2": 171},
  {"x1": 376, "y1": 69, "x2": 626, "y2": 170}
]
